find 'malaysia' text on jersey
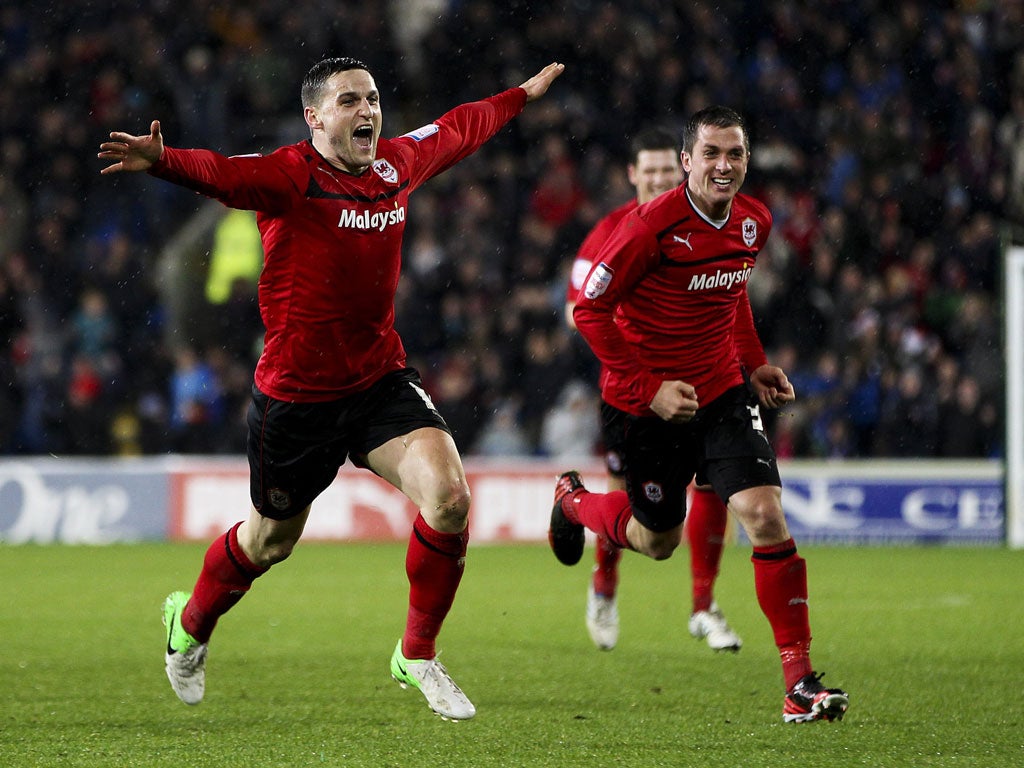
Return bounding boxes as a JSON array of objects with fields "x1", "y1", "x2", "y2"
[
  {"x1": 687, "y1": 263, "x2": 753, "y2": 291},
  {"x1": 337, "y1": 206, "x2": 406, "y2": 231}
]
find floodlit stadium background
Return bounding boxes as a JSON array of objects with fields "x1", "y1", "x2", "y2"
[{"x1": 1, "y1": 2, "x2": 1022, "y2": 544}]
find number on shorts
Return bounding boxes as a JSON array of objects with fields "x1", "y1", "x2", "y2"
[{"x1": 746, "y1": 404, "x2": 764, "y2": 433}]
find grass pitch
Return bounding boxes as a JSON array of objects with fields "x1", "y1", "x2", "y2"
[{"x1": 2, "y1": 542, "x2": 1022, "y2": 767}]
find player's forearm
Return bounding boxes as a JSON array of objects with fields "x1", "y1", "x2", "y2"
[
  {"x1": 573, "y1": 305, "x2": 661, "y2": 406},
  {"x1": 432, "y1": 88, "x2": 527, "y2": 158},
  {"x1": 149, "y1": 147, "x2": 235, "y2": 197},
  {"x1": 149, "y1": 147, "x2": 289, "y2": 211}
]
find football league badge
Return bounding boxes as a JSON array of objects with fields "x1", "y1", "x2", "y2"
[{"x1": 584, "y1": 262, "x2": 614, "y2": 300}]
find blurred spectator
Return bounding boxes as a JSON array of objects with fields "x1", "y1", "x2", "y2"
[
  {"x1": 170, "y1": 45, "x2": 230, "y2": 149},
  {"x1": 936, "y1": 374, "x2": 998, "y2": 458},
  {"x1": 204, "y1": 210, "x2": 263, "y2": 305},
  {"x1": 0, "y1": 171, "x2": 28, "y2": 260},
  {"x1": 517, "y1": 325, "x2": 576, "y2": 445},
  {"x1": 875, "y1": 366, "x2": 939, "y2": 457},
  {"x1": 529, "y1": 135, "x2": 588, "y2": 228},
  {"x1": 539, "y1": 379, "x2": 600, "y2": 460},
  {"x1": 213, "y1": 277, "x2": 264, "y2": 367},
  {"x1": 63, "y1": 355, "x2": 112, "y2": 455},
  {"x1": 429, "y1": 352, "x2": 484, "y2": 452},
  {"x1": 0, "y1": 265, "x2": 25, "y2": 452},
  {"x1": 472, "y1": 397, "x2": 532, "y2": 457},
  {"x1": 69, "y1": 287, "x2": 119, "y2": 371},
  {"x1": 168, "y1": 345, "x2": 225, "y2": 453}
]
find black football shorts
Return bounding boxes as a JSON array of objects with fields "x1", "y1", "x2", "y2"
[
  {"x1": 600, "y1": 400, "x2": 628, "y2": 478},
  {"x1": 245, "y1": 367, "x2": 451, "y2": 520},
  {"x1": 616, "y1": 384, "x2": 781, "y2": 532}
]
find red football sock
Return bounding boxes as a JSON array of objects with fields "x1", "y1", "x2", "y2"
[
  {"x1": 686, "y1": 487, "x2": 728, "y2": 613},
  {"x1": 182, "y1": 522, "x2": 267, "y2": 643},
  {"x1": 592, "y1": 534, "x2": 621, "y2": 597},
  {"x1": 751, "y1": 538, "x2": 813, "y2": 688},
  {"x1": 568, "y1": 489, "x2": 632, "y2": 551},
  {"x1": 403, "y1": 513, "x2": 468, "y2": 660}
]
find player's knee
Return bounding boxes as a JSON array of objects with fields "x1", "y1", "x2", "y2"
[
  {"x1": 735, "y1": 497, "x2": 786, "y2": 541},
  {"x1": 634, "y1": 531, "x2": 681, "y2": 561},
  {"x1": 430, "y1": 482, "x2": 472, "y2": 530},
  {"x1": 646, "y1": 537, "x2": 680, "y2": 561}
]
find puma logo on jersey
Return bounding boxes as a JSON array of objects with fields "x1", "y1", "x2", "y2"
[{"x1": 672, "y1": 233, "x2": 694, "y2": 250}]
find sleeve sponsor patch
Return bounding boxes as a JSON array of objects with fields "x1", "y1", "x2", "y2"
[
  {"x1": 584, "y1": 262, "x2": 614, "y2": 299},
  {"x1": 401, "y1": 123, "x2": 440, "y2": 142}
]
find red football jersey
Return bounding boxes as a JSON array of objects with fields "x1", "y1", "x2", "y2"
[
  {"x1": 573, "y1": 185, "x2": 772, "y2": 416},
  {"x1": 565, "y1": 199, "x2": 638, "y2": 304},
  {"x1": 149, "y1": 88, "x2": 527, "y2": 401}
]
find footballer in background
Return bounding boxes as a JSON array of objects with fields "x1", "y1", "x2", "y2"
[{"x1": 563, "y1": 127, "x2": 742, "y2": 654}]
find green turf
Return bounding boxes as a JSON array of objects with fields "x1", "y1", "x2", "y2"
[{"x1": 1, "y1": 542, "x2": 1022, "y2": 767}]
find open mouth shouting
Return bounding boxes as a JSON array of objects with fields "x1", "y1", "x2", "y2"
[{"x1": 353, "y1": 124, "x2": 374, "y2": 152}]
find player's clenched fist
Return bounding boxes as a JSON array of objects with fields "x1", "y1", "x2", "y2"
[{"x1": 650, "y1": 379, "x2": 699, "y2": 423}]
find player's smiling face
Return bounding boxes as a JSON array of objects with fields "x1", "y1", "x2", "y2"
[
  {"x1": 681, "y1": 124, "x2": 749, "y2": 220},
  {"x1": 306, "y1": 68, "x2": 382, "y2": 175}
]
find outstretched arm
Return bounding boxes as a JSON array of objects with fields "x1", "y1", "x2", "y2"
[
  {"x1": 519, "y1": 62, "x2": 565, "y2": 102},
  {"x1": 98, "y1": 121, "x2": 296, "y2": 212},
  {"x1": 97, "y1": 120, "x2": 164, "y2": 174}
]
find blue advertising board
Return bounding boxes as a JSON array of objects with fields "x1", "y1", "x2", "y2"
[
  {"x1": 0, "y1": 459, "x2": 169, "y2": 544},
  {"x1": 774, "y1": 462, "x2": 1004, "y2": 545}
]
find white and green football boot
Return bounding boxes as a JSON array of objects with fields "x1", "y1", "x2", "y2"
[
  {"x1": 162, "y1": 591, "x2": 207, "y2": 705},
  {"x1": 390, "y1": 640, "x2": 475, "y2": 721}
]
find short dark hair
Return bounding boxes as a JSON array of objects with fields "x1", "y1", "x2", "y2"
[
  {"x1": 301, "y1": 57, "x2": 371, "y2": 108},
  {"x1": 628, "y1": 127, "x2": 679, "y2": 163},
  {"x1": 682, "y1": 106, "x2": 749, "y2": 154}
]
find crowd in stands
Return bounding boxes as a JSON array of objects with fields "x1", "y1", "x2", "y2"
[{"x1": 1, "y1": 0, "x2": 1021, "y2": 460}]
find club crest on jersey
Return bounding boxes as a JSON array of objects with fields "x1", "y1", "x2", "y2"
[
  {"x1": 742, "y1": 217, "x2": 757, "y2": 247},
  {"x1": 373, "y1": 159, "x2": 398, "y2": 184},
  {"x1": 584, "y1": 262, "x2": 614, "y2": 300}
]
